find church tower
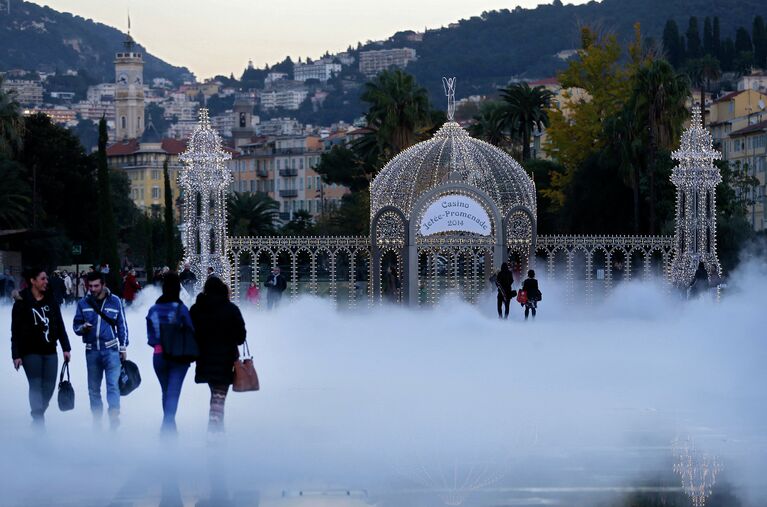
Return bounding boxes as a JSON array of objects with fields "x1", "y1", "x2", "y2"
[
  {"x1": 114, "y1": 22, "x2": 145, "y2": 141},
  {"x1": 231, "y1": 92, "x2": 256, "y2": 149}
]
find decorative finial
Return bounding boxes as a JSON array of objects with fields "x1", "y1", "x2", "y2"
[
  {"x1": 198, "y1": 108, "x2": 210, "y2": 126},
  {"x1": 442, "y1": 77, "x2": 456, "y2": 122}
]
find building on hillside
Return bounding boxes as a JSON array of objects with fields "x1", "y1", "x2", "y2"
[
  {"x1": 260, "y1": 88, "x2": 309, "y2": 111},
  {"x1": 22, "y1": 106, "x2": 76, "y2": 125},
  {"x1": 265, "y1": 72, "x2": 288, "y2": 87},
  {"x1": 229, "y1": 134, "x2": 348, "y2": 222},
  {"x1": 358, "y1": 48, "x2": 417, "y2": 77},
  {"x1": 114, "y1": 32, "x2": 145, "y2": 140},
  {"x1": 737, "y1": 70, "x2": 767, "y2": 93},
  {"x1": 106, "y1": 121, "x2": 186, "y2": 216},
  {"x1": 211, "y1": 111, "x2": 235, "y2": 138},
  {"x1": 1, "y1": 79, "x2": 43, "y2": 105},
  {"x1": 256, "y1": 117, "x2": 303, "y2": 136},
  {"x1": 706, "y1": 89, "x2": 767, "y2": 157},
  {"x1": 87, "y1": 83, "x2": 116, "y2": 103},
  {"x1": 293, "y1": 61, "x2": 341, "y2": 82},
  {"x1": 726, "y1": 120, "x2": 767, "y2": 231},
  {"x1": 335, "y1": 52, "x2": 355, "y2": 66}
]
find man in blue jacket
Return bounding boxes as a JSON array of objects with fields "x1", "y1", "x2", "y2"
[{"x1": 73, "y1": 271, "x2": 129, "y2": 429}]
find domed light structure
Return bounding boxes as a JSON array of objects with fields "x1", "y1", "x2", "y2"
[
  {"x1": 669, "y1": 105, "x2": 722, "y2": 289},
  {"x1": 370, "y1": 80, "x2": 537, "y2": 305},
  {"x1": 179, "y1": 108, "x2": 232, "y2": 290}
]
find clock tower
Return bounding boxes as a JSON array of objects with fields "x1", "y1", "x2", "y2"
[{"x1": 114, "y1": 29, "x2": 145, "y2": 140}]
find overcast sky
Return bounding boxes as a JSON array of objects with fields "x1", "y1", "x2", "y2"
[{"x1": 34, "y1": 0, "x2": 589, "y2": 79}]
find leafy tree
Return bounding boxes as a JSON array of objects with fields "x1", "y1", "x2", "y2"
[
  {"x1": 145, "y1": 103, "x2": 170, "y2": 137},
  {"x1": 686, "y1": 17, "x2": 702, "y2": 59},
  {"x1": 70, "y1": 119, "x2": 99, "y2": 153},
  {"x1": 316, "y1": 191, "x2": 370, "y2": 236},
  {"x1": 0, "y1": 80, "x2": 24, "y2": 157},
  {"x1": 601, "y1": 108, "x2": 644, "y2": 233},
  {"x1": 544, "y1": 26, "x2": 643, "y2": 205},
  {"x1": 96, "y1": 117, "x2": 121, "y2": 287},
  {"x1": 0, "y1": 158, "x2": 30, "y2": 229},
  {"x1": 315, "y1": 144, "x2": 372, "y2": 193},
  {"x1": 499, "y1": 82, "x2": 553, "y2": 161},
  {"x1": 227, "y1": 191, "x2": 279, "y2": 236},
  {"x1": 361, "y1": 69, "x2": 432, "y2": 160},
  {"x1": 716, "y1": 160, "x2": 758, "y2": 271}
]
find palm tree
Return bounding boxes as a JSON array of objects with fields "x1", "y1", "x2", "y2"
[
  {"x1": 0, "y1": 79, "x2": 24, "y2": 157},
  {"x1": 685, "y1": 55, "x2": 721, "y2": 126},
  {"x1": 361, "y1": 69, "x2": 433, "y2": 160},
  {"x1": 632, "y1": 60, "x2": 690, "y2": 233},
  {"x1": 227, "y1": 191, "x2": 280, "y2": 236},
  {"x1": 602, "y1": 110, "x2": 643, "y2": 233},
  {"x1": 468, "y1": 101, "x2": 510, "y2": 148},
  {"x1": 499, "y1": 82, "x2": 554, "y2": 161},
  {"x1": 0, "y1": 159, "x2": 30, "y2": 229}
]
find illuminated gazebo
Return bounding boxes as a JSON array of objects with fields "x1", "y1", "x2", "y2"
[{"x1": 370, "y1": 90, "x2": 537, "y2": 305}]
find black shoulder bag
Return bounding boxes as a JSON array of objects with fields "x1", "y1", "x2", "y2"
[
  {"x1": 57, "y1": 362, "x2": 75, "y2": 411},
  {"x1": 87, "y1": 298, "x2": 118, "y2": 335}
]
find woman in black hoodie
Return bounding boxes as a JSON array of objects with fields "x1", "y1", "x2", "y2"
[
  {"x1": 11, "y1": 267, "x2": 71, "y2": 426},
  {"x1": 190, "y1": 276, "x2": 246, "y2": 432}
]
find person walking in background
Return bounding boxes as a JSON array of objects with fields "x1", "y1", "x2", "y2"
[
  {"x1": 520, "y1": 269, "x2": 542, "y2": 320},
  {"x1": 383, "y1": 265, "x2": 401, "y2": 303},
  {"x1": 49, "y1": 270, "x2": 66, "y2": 307},
  {"x1": 190, "y1": 276, "x2": 246, "y2": 432},
  {"x1": 77, "y1": 271, "x2": 86, "y2": 299},
  {"x1": 73, "y1": 271, "x2": 129, "y2": 430},
  {"x1": 495, "y1": 262, "x2": 514, "y2": 319},
  {"x1": 264, "y1": 266, "x2": 287, "y2": 309},
  {"x1": 63, "y1": 270, "x2": 74, "y2": 304},
  {"x1": 146, "y1": 273, "x2": 194, "y2": 435},
  {"x1": 179, "y1": 263, "x2": 197, "y2": 296},
  {"x1": 122, "y1": 269, "x2": 141, "y2": 307},
  {"x1": 246, "y1": 281, "x2": 260, "y2": 305},
  {"x1": 11, "y1": 267, "x2": 71, "y2": 427}
]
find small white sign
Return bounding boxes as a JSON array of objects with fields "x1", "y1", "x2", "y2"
[{"x1": 420, "y1": 195, "x2": 491, "y2": 236}]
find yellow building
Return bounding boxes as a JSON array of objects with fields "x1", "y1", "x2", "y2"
[
  {"x1": 106, "y1": 122, "x2": 187, "y2": 216},
  {"x1": 707, "y1": 89, "x2": 767, "y2": 157},
  {"x1": 727, "y1": 120, "x2": 767, "y2": 231}
]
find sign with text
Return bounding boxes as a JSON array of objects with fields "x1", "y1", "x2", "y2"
[{"x1": 420, "y1": 195, "x2": 491, "y2": 236}]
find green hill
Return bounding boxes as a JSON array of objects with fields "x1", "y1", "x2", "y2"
[{"x1": 0, "y1": 1, "x2": 191, "y2": 83}]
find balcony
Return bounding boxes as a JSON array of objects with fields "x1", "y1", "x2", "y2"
[
  {"x1": 256, "y1": 167, "x2": 269, "y2": 177},
  {"x1": 279, "y1": 212, "x2": 292, "y2": 221},
  {"x1": 279, "y1": 168, "x2": 298, "y2": 177},
  {"x1": 279, "y1": 188, "x2": 298, "y2": 198}
]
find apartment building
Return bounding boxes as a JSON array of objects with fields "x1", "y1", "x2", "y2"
[
  {"x1": 229, "y1": 134, "x2": 348, "y2": 222},
  {"x1": 727, "y1": 121, "x2": 767, "y2": 231},
  {"x1": 358, "y1": 48, "x2": 417, "y2": 77},
  {"x1": 1, "y1": 79, "x2": 43, "y2": 105},
  {"x1": 293, "y1": 61, "x2": 342, "y2": 82},
  {"x1": 260, "y1": 88, "x2": 309, "y2": 111}
]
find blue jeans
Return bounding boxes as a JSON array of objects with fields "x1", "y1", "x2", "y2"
[
  {"x1": 153, "y1": 354, "x2": 189, "y2": 431},
  {"x1": 85, "y1": 348, "x2": 121, "y2": 414}
]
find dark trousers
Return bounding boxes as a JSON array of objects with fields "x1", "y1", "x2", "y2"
[
  {"x1": 22, "y1": 353, "x2": 58, "y2": 422},
  {"x1": 208, "y1": 384, "x2": 229, "y2": 432},
  {"x1": 152, "y1": 354, "x2": 189, "y2": 432},
  {"x1": 497, "y1": 294, "x2": 510, "y2": 318},
  {"x1": 525, "y1": 300, "x2": 538, "y2": 319}
]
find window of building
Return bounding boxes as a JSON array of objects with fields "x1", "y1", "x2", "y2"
[
  {"x1": 121, "y1": 116, "x2": 126, "y2": 129},
  {"x1": 299, "y1": 178, "x2": 304, "y2": 190},
  {"x1": 152, "y1": 186, "x2": 160, "y2": 200},
  {"x1": 316, "y1": 176, "x2": 321, "y2": 188},
  {"x1": 307, "y1": 177, "x2": 312, "y2": 189},
  {"x1": 300, "y1": 158, "x2": 304, "y2": 170},
  {"x1": 250, "y1": 180, "x2": 255, "y2": 192},
  {"x1": 140, "y1": 188, "x2": 145, "y2": 200},
  {"x1": 292, "y1": 158, "x2": 296, "y2": 169},
  {"x1": 152, "y1": 169, "x2": 160, "y2": 180}
]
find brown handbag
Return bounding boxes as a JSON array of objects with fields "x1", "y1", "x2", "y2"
[{"x1": 233, "y1": 339, "x2": 259, "y2": 392}]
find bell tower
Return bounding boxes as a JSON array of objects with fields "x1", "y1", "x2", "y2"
[{"x1": 114, "y1": 19, "x2": 145, "y2": 140}]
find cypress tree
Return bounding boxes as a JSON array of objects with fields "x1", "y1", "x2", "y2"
[
  {"x1": 721, "y1": 37, "x2": 736, "y2": 71},
  {"x1": 663, "y1": 20, "x2": 683, "y2": 67},
  {"x1": 163, "y1": 158, "x2": 176, "y2": 269},
  {"x1": 735, "y1": 27, "x2": 753, "y2": 54},
  {"x1": 753, "y1": 16, "x2": 767, "y2": 68},
  {"x1": 703, "y1": 17, "x2": 714, "y2": 56},
  {"x1": 712, "y1": 17, "x2": 721, "y2": 58},
  {"x1": 144, "y1": 216, "x2": 154, "y2": 277},
  {"x1": 96, "y1": 117, "x2": 121, "y2": 290},
  {"x1": 687, "y1": 17, "x2": 702, "y2": 59}
]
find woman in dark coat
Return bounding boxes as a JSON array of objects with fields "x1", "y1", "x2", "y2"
[
  {"x1": 11, "y1": 267, "x2": 71, "y2": 426},
  {"x1": 190, "y1": 276, "x2": 246, "y2": 432}
]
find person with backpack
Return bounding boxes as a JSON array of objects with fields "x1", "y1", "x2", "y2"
[
  {"x1": 190, "y1": 276, "x2": 246, "y2": 432},
  {"x1": 494, "y1": 262, "x2": 515, "y2": 319},
  {"x1": 519, "y1": 269, "x2": 542, "y2": 320},
  {"x1": 146, "y1": 273, "x2": 195, "y2": 434},
  {"x1": 73, "y1": 271, "x2": 129, "y2": 430},
  {"x1": 11, "y1": 267, "x2": 71, "y2": 427}
]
